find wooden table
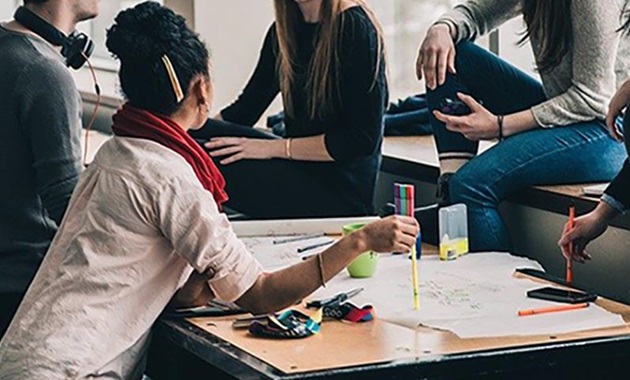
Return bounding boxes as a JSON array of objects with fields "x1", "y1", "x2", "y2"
[{"x1": 146, "y1": 245, "x2": 630, "y2": 379}]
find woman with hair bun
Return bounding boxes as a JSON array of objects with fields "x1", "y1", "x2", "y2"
[
  {"x1": 191, "y1": 0, "x2": 388, "y2": 219},
  {"x1": 0, "y1": 2, "x2": 418, "y2": 379}
]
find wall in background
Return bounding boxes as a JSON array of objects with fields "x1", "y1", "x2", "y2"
[
  {"x1": 194, "y1": 1, "x2": 277, "y2": 117},
  {"x1": 1, "y1": 0, "x2": 537, "y2": 121},
  {"x1": 196, "y1": 0, "x2": 466, "y2": 117},
  {"x1": 498, "y1": 17, "x2": 537, "y2": 79},
  {"x1": 370, "y1": 0, "x2": 460, "y2": 101},
  {"x1": 0, "y1": 4, "x2": 13, "y2": 20}
]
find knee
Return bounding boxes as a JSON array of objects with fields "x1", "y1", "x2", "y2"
[
  {"x1": 448, "y1": 166, "x2": 496, "y2": 206},
  {"x1": 427, "y1": 41, "x2": 481, "y2": 105},
  {"x1": 454, "y1": 40, "x2": 483, "y2": 67},
  {"x1": 448, "y1": 170, "x2": 471, "y2": 203},
  {"x1": 454, "y1": 40, "x2": 477, "y2": 53},
  {"x1": 452, "y1": 40, "x2": 494, "y2": 88}
]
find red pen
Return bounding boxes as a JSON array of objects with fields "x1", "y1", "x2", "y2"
[{"x1": 566, "y1": 204, "x2": 575, "y2": 284}]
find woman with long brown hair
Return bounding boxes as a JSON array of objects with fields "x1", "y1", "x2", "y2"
[
  {"x1": 415, "y1": 0, "x2": 628, "y2": 252},
  {"x1": 190, "y1": 0, "x2": 387, "y2": 219}
]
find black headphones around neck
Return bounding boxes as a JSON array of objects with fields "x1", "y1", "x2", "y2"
[{"x1": 14, "y1": 6, "x2": 94, "y2": 70}]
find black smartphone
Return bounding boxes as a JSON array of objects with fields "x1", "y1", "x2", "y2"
[
  {"x1": 438, "y1": 97, "x2": 471, "y2": 116},
  {"x1": 526, "y1": 286, "x2": 597, "y2": 304}
]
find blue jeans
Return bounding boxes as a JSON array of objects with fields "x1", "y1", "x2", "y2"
[{"x1": 427, "y1": 41, "x2": 627, "y2": 252}]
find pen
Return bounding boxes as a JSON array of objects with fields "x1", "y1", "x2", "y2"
[
  {"x1": 517, "y1": 302, "x2": 589, "y2": 317},
  {"x1": 306, "y1": 288, "x2": 364, "y2": 308},
  {"x1": 232, "y1": 314, "x2": 269, "y2": 329},
  {"x1": 273, "y1": 233, "x2": 325, "y2": 245},
  {"x1": 168, "y1": 304, "x2": 246, "y2": 318},
  {"x1": 301, "y1": 252, "x2": 319, "y2": 261},
  {"x1": 296, "y1": 239, "x2": 334, "y2": 253},
  {"x1": 567, "y1": 203, "x2": 575, "y2": 284}
]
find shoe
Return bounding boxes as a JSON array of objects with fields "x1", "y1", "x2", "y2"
[{"x1": 436, "y1": 173, "x2": 454, "y2": 206}]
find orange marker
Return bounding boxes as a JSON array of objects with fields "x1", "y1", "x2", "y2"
[
  {"x1": 518, "y1": 302, "x2": 589, "y2": 317},
  {"x1": 566, "y1": 204, "x2": 575, "y2": 284}
]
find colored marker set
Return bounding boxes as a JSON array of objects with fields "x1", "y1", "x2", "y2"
[
  {"x1": 394, "y1": 183, "x2": 422, "y2": 259},
  {"x1": 394, "y1": 183, "x2": 420, "y2": 310}
]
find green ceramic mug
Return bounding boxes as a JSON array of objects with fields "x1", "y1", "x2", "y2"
[{"x1": 343, "y1": 223, "x2": 379, "y2": 278}]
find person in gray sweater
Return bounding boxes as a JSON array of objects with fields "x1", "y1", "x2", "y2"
[
  {"x1": 416, "y1": 0, "x2": 629, "y2": 252},
  {"x1": 0, "y1": 0, "x2": 99, "y2": 338}
]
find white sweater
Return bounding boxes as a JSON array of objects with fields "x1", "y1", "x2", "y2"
[{"x1": 0, "y1": 137, "x2": 262, "y2": 379}]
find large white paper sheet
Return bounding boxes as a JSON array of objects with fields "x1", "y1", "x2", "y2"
[
  {"x1": 243, "y1": 227, "x2": 626, "y2": 338},
  {"x1": 243, "y1": 235, "x2": 338, "y2": 271},
  {"x1": 310, "y1": 253, "x2": 626, "y2": 338},
  {"x1": 232, "y1": 216, "x2": 379, "y2": 237}
]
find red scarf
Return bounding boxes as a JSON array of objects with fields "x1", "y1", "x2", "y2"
[{"x1": 111, "y1": 103, "x2": 228, "y2": 207}]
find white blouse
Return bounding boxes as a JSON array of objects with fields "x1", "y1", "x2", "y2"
[{"x1": 0, "y1": 137, "x2": 262, "y2": 379}]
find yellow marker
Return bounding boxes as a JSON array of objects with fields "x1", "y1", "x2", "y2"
[{"x1": 411, "y1": 244, "x2": 419, "y2": 310}]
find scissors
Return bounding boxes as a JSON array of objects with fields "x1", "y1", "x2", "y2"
[
  {"x1": 305, "y1": 288, "x2": 364, "y2": 309},
  {"x1": 166, "y1": 299, "x2": 245, "y2": 318}
]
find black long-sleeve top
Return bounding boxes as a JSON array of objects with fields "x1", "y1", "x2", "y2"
[
  {"x1": 603, "y1": 117, "x2": 629, "y2": 213},
  {"x1": 604, "y1": 160, "x2": 629, "y2": 212},
  {"x1": 221, "y1": 6, "x2": 388, "y2": 215}
]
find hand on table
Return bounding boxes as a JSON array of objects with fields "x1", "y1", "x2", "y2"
[{"x1": 205, "y1": 137, "x2": 278, "y2": 165}]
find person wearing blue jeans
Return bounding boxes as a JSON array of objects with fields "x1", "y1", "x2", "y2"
[{"x1": 416, "y1": 0, "x2": 628, "y2": 252}]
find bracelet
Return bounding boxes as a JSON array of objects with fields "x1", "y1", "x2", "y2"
[
  {"x1": 316, "y1": 253, "x2": 326, "y2": 288},
  {"x1": 285, "y1": 138, "x2": 293, "y2": 160},
  {"x1": 497, "y1": 115, "x2": 504, "y2": 142}
]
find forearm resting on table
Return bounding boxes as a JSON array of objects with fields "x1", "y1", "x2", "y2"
[
  {"x1": 236, "y1": 231, "x2": 368, "y2": 314},
  {"x1": 170, "y1": 270, "x2": 214, "y2": 309},
  {"x1": 169, "y1": 233, "x2": 366, "y2": 312}
]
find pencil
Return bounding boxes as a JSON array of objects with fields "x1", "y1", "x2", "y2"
[
  {"x1": 296, "y1": 239, "x2": 334, "y2": 253},
  {"x1": 567, "y1": 203, "x2": 575, "y2": 284},
  {"x1": 273, "y1": 233, "x2": 324, "y2": 245},
  {"x1": 517, "y1": 302, "x2": 589, "y2": 317}
]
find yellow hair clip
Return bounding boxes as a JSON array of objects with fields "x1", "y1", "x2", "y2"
[{"x1": 161, "y1": 54, "x2": 184, "y2": 103}]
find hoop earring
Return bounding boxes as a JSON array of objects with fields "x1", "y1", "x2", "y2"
[{"x1": 199, "y1": 103, "x2": 210, "y2": 119}]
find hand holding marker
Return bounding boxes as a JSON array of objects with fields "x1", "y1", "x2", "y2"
[{"x1": 395, "y1": 183, "x2": 420, "y2": 310}]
